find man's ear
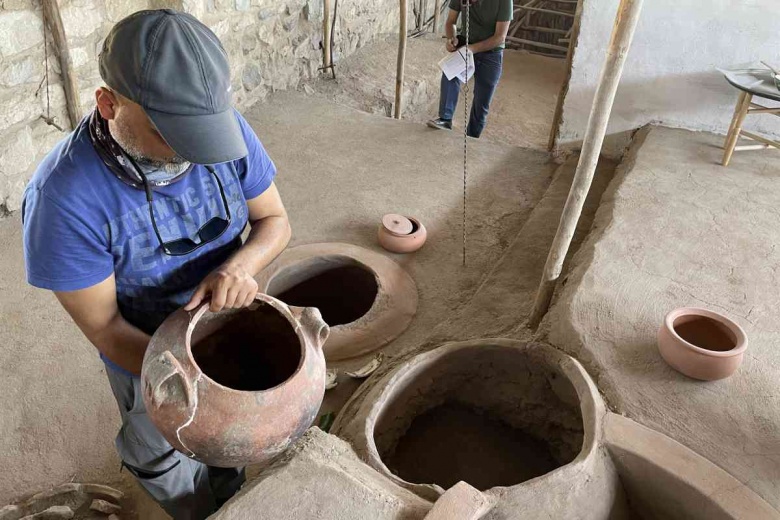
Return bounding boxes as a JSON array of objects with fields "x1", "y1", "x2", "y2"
[{"x1": 95, "y1": 87, "x2": 119, "y2": 120}]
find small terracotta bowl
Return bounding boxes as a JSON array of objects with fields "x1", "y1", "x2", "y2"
[
  {"x1": 657, "y1": 307, "x2": 747, "y2": 381},
  {"x1": 378, "y1": 214, "x2": 427, "y2": 254}
]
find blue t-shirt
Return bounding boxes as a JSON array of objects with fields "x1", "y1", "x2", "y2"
[{"x1": 22, "y1": 110, "x2": 276, "y2": 372}]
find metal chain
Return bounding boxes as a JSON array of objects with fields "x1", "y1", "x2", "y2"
[{"x1": 461, "y1": 0, "x2": 470, "y2": 266}]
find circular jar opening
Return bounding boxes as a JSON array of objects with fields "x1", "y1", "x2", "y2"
[
  {"x1": 190, "y1": 302, "x2": 302, "y2": 391},
  {"x1": 266, "y1": 255, "x2": 379, "y2": 327},
  {"x1": 672, "y1": 314, "x2": 737, "y2": 352},
  {"x1": 373, "y1": 345, "x2": 584, "y2": 491}
]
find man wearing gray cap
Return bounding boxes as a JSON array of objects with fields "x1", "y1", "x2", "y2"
[{"x1": 22, "y1": 9, "x2": 290, "y2": 519}]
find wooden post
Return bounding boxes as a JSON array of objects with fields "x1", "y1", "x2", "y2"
[
  {"x1": 433, "y1": 0, "x2": 440, "y2": 34},
  {"x1": 42, "y1": 0, "x2": 82, "y2": 129},
  {"x1": 721, "y1": 92, "x2": 751, "y2": 166},
  {"x1": 548, "y1": 0, "x2": 584, "y2": 150},
  {"x1": 528, "y1": 0, "x2": 644, "y2": 329},
  {"x1": 323, "y1": 0, "x2": 332, "y2": 71},
  {"x1": 394, "y1": 0, "x2": 408, "y2": 119}
]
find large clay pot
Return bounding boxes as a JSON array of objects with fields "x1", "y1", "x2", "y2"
[
  {"x1": 657, "y1": 307, "x2": 747, "y2": 381},
  {"x1": 141, "y1": 294, "x2": 329, "y2": 467}
]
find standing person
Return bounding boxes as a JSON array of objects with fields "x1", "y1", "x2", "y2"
[
  {"x1": 427, "y1": 0, "x2": 512, "y2": 138},
  {"x1": 22, "y1": 9, "x2": 291, "y2": 519}
]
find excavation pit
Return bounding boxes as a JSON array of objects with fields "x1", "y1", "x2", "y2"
[
  {"x1": 369, "y1": 341, "x2": 585, "y2": 492},
  {"x1": 256, "y1": 243, "x2": 418, "y2": 360},
  {"x1": 267, "y1": 260, "x2": 379, "y2": 327}
]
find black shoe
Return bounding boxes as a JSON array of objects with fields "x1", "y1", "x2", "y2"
[{"x1": 427, "y1": 118, "x2": 452, "y2": 130}]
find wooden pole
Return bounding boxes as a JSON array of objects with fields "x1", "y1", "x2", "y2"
[
  {"x1": 528, "y1": 0, "x2": 644, "y2": 329},
  {"x1": 323, "y1": 0, "x2": 332, "y2": 71},
  {"x1": 42, "y1": 0, "x2": 82, "y2": 129},
  {"x1": 547, "y1": 0, "x2": 584, "y2": 150},
  {"x1": 433, "y1": 0, "x2": 440, "y2": 34},
  {"x1": 394, "y1": 0, "x2": 408, "y2": 119}
]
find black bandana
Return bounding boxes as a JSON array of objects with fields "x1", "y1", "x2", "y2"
[{"x1": 88, "y1": 109, "x2": 192, "y2": 189}]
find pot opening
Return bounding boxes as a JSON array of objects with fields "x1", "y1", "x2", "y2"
[
  {"x1": 408, "y1": 219, "x2": 419, "y2": 234},
  {"x1": 374, "y1": 345, "x2": 584, "y2": 491},
  {"x1": 191, "y1": 302, "x2": 302, "y2": 391},
  {"x1": 267, "y1": 256, "x2": 379, "y2": 327},
  {"x1": 672, "y1": 315, "x2": 738, "y2": 352}
]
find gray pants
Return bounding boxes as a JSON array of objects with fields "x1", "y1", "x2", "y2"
[{"x1": 106, "y1": 365, "x2": 245, "y2": 520}]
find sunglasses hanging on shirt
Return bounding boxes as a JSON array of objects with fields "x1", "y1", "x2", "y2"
[{"x1": 124, "y1": 154, "x2": 232, "y2": 256}]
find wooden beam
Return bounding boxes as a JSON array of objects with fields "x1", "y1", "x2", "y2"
[
  {"x1": 748, "y1": 105, "x2": 780, "y2": 115},
  {"x1": 515, "y1": 5, "x2": 575, "y2": 18},
  {"x1": 42, "y1": 0, "x2": 82, "y2": 129},
  {"x1": 433, "y1": 0, "x2": 440, "y2": 34},
  {"x1": 529, "y1": 0, "x2": 645, "y2": 329},
  {"x1": 323, "y1": 0, "x2": 332, "y2": 70},
  {"x1": 516, "y1": 25, "x2": 569, "y2": 35},
  {"x1": 722, "y1": 92, "x2": 752, "y2": 166},
  {"x1": 395, "y1": 0, "x2": 408, "y2": 119},
  {"x1": 506, "y1": 36, "x2": 569, "y2": 52},
  {"x1": 740, "y1": 130, "x2": 780, "y2": 149},
  {"x1": 527, "y1": 49, "x2": 567, "y2": 58},
  {"x1": 509, "y1": 0, "x2": 541, "y2": 37},
  {"x1": 547, "y1": 0, "x2": 584, "y2": 150}
]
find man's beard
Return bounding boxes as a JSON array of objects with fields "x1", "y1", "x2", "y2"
[{"x1": 110, "y1": 119, "x2": 191, "y2": 176}]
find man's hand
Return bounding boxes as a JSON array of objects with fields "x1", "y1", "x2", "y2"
[
  {"x1": 185, "y1": 181, "x2": 291, "y2": 313},
  {"x1": 446, "y1": 37, "x2": 459, "y2": 53},
  {"x1": 184, "y1": 262, "x2": 259, "y2": 312}
]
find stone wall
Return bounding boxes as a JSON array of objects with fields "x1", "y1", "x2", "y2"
[{"x1": 0, "y1": 0, "x2": 399, "y2": 213}]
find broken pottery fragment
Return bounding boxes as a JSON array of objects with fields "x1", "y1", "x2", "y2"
[
  {"x1": 89, "y1": 499, "x2": 120, "y2": 515},
  {"x1": 423, "y1": 481, "x2": 491, "y2": 520},
  {"x1": 0, "y1": 483, "x2": 123, "y2": 520},
  {"x1": 142, "y1": 294, "x2": 329, "y2": 467},
  {"x1": 346, "y1": 352, "x2": 384, "y2": 379},
  {"x1": 19, "y1": 506, "x2": 73, "y2": 520},
  {"x1": 325, "y1": 369, "x2": 338, "y2": 390},
  {"x1": 657, "y1": 307, "x2": 747, "y2": 380},
  {"x1": 378, "y1": 214, "x2": 428, "y2": 254}
]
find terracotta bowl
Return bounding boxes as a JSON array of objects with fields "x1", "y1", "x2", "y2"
[
  {"x1": 378, "y1": 215, "x2": 427, "y2": 254},
  {"x1": 657, "y1": 307, "x2": 747, "y2": 381}
]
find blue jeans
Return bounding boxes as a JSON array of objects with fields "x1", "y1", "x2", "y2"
[{"x1": 439, "y1": 49, "x2": 503, "y2": 138}]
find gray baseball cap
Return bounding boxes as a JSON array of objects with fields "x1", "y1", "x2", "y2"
[{"x1": 99, "y1": 9, "x2": 247, "y2": 164}]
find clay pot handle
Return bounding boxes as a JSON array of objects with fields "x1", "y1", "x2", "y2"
[
  {"x1": 290, "y1": 306, "x2": 330, "y2": 351},
  {"x1": 145, "y1": 350, "x2": 194, "y2": 410}
]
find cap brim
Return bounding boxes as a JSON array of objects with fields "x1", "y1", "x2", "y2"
[{"x1": 145, "y1": 108, "x2": 248, "y2": 165}]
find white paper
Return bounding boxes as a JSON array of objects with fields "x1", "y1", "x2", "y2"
[{"x1": 438, "y1": 48, "x2": 475, "y2": 83}]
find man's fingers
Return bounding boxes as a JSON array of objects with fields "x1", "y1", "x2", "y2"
[
  {"x1": 184, "y1": 285, "x2": 208, "y2": 311},
  {"x1": 210, "y1": 284, "x2": 228, "y2": 312},
  {"x1": 224, "y1": 287, "x2": 240, "y2": 309},
  {"x1": 242, "y1": 289, "x2": 257, "y2": 308}
]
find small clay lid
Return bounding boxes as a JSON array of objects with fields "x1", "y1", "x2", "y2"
[{"x1": 382, "y1": 214, "x2": 413, "y2": 235}]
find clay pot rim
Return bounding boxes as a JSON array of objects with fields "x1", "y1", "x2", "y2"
[
  {"x1": 381, "y1": 216, "x2": 426, "y2": 238},
  {"x1": 342, "y1": 339, "x2": 603, "y2": 500},
  {"x1": 255, "y1": 242, "x2": 419, "y2": 361},
  {"x1": 663, "y1": 307, "x2": 748, "y2": 358},
  {"x1": 185, "y1": 293, "x2": 307, "y2": 395}
]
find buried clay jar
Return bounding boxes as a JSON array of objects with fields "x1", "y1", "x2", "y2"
[
  {"x1": 378, "y1": 214, "x2": 427, "y2": 254},
  {"x1": 657, "y1": 307, "x2": 747, "y2": 381}
]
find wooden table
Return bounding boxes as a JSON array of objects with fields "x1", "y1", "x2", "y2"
[{"x1": 721, "y1": 68, "x2": 780, "y2": 166}]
